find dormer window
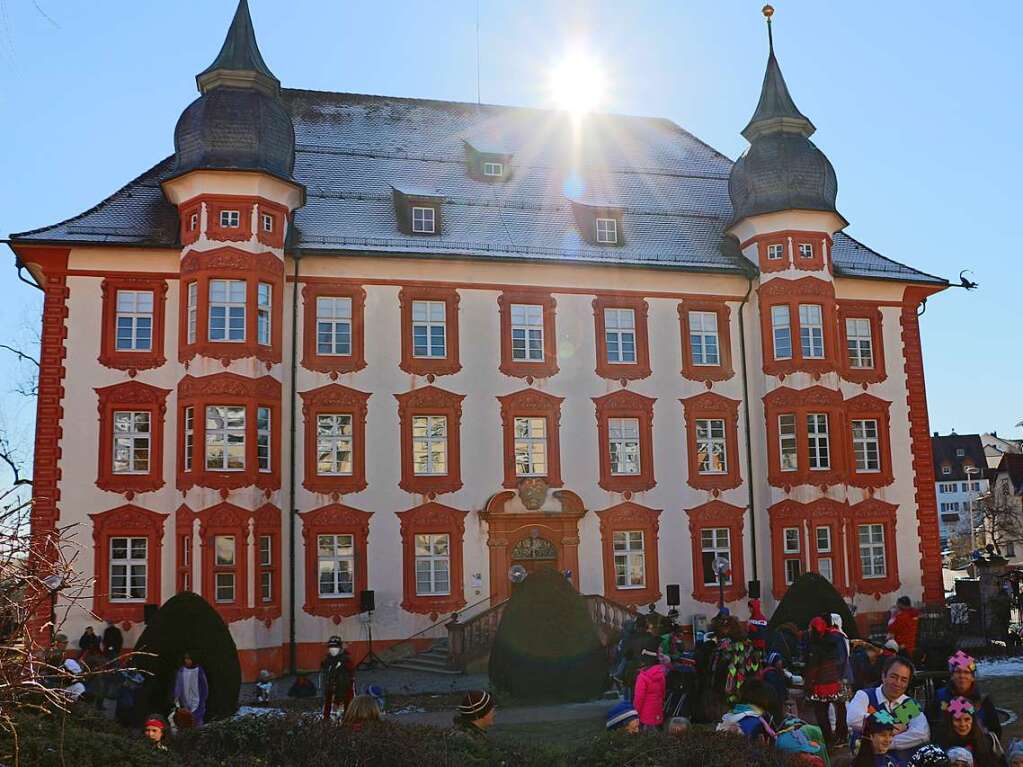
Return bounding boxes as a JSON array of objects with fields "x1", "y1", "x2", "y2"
[
  {"x1": 411, "y1": 206, "x2": 436, "y2": 234},
  {"x1": 220, "y1": 210, "x2": 240, "y2": 228},
  {"x1": 767, "y1": 243, "x2": 784, "y2": 261},
  {"x1": 463, "y1": 140, "x2": 513, "y2": 182},
  {"x1": 262, "y1": 213, "x2": 274, "y2": 233},
  {"x1": 482, "y1": 162, "x2": 504, "y2": 178},
  {"x1": 596, "y1": 218, "x2": 618, "y2": 245}
]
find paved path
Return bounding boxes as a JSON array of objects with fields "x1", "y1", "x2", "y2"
[
  {"x1": 241, "y1": 667, "x2": 490, "y2": 703},
  {"x1": 390, "y1": 698, "x2": 610, "y2": 728}
]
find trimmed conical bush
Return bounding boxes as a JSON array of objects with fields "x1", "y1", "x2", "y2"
[
  {"x1": 768, "y1": 572, "x2": 859, "y2": 638},
  {"x1": 489, "y1": 568, "x2": 607, "y2": 702},
  {"x1": 134, "y1": 591, "x2": 241, "y2": 721}
]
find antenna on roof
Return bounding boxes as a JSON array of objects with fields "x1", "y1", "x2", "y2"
[
  {"x1": 475, "y1": 0, "x2": 481, "y2": 108},
  {"x1": 763, "y1": 4, "x2": 775, "y2": 52}
]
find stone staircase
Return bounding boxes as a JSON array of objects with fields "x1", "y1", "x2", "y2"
[{"x1": 388, "y1": 637, "x2": 460, "y2": 675}]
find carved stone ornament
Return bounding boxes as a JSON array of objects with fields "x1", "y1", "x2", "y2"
[{"x1": 517, "y1": 477, "x2": 549, "y2": 510}]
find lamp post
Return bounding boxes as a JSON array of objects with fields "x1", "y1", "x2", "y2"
[
  {"x1": 965, "y1": 466, "x2": 981, "y2": 551},
  {"x1": 712, "y1": 556, "x2": 731, "y2": 613},
  {"x1": 42, "y1": 574, "x2": 63, "y2": 642}
]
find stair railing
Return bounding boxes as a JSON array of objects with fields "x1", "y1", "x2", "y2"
[{"x1": 380, "y1": 593, "x2": 497, "y2": 664}]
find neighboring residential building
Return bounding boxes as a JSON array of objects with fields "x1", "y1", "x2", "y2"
[
  {"x1": 8, "y1": 3, "x2": 950, "y2": 679},
  {"x1": 981, "y1": 431, "x2": 1023, "y2": 470},
  {"x1": 979, "y1": 453, "x2": 1023, "y2": 562},
  {"x1": 932, "y1": 433, "x2": 989, "y2": 548}
]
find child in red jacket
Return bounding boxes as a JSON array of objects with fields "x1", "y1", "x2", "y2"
[{"x1": 633, "y1": 649, "x2": 667, "y2": 731}]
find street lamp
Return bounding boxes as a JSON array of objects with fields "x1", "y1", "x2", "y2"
[
  {"x1": 712, "y1": 556, "x2": 731, "y2": 613},
  {"x1": 965, "y1": 466, "x2": 981, "y2": 551},
  {"x1": 41, "y1": 574, "x2": 63, "y2": 642}
]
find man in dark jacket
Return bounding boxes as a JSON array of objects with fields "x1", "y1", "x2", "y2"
[
  {"x1": 101, "y1": 620, "x2": 124, "y2": 657},
  {"x1": 320, "y1": 635, "x2": 354, "y2": 721}
]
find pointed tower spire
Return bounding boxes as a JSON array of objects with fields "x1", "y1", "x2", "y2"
[
  {"x1": 196, "y1": 0, "x2": 280, "y2": 96},
  {"x1": 741, "y1": 6, "x2": 815, "y2": 142}
]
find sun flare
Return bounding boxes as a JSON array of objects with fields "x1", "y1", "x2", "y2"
[{"x1": 548, "y1": 46, "x2": 606, "y2": 115}]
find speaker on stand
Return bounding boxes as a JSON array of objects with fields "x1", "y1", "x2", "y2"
[
  {"x1": 356, "y1": 590, "x2": 387, "y2": 670},
  {"x1": 665, "y1": 584, "x2": 681, "y2": 620}
]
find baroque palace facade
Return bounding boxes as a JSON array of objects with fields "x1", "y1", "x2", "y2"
[{"x1": 10, "y1": 2, "x2": 948, "y2": 678}]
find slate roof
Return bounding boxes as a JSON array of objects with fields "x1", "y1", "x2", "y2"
[
  {"x1": 10, "y1": 89, "x2": 946, "y2": 285},
  {"x1": 932, "y1": 433, "x2": 988, "y2": 481}
]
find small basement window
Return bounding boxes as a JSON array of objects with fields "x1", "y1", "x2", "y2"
[
  {"x1": 482, "y1": 162, "x2": 505, "y2": 178},
  {"x1": 595, "y1": 217, "x2": 618, "y2": 245},
  {"x1": 220, "y1": 210, "x2": 240, "y2": 228},
  {"x1": 411, "y1": 206, "x2": 436, "y2": 234}
]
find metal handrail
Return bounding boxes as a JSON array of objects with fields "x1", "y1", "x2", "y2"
[{"x1": 383, "y1": 592, "x2": 498, "y2": 656}]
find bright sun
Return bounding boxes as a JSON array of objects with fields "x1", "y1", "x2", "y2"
[{"x1": 549, "y1": 47, "x2": 606, "y2": 114}]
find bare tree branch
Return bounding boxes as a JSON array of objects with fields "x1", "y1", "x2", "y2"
[{"x1": 0, "y1": 344, "x2": 38, "y2": 368}]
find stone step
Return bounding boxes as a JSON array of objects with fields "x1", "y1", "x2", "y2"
[{"x1": 389, "y1": 658, "x2": 462, "y2": 675}]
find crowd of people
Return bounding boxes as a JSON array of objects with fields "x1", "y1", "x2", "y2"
[{"x1": 605, "y1": 596, "x2": 1022, "y2": 767}]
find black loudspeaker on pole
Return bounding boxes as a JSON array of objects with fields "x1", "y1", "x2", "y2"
[
  {"x1": 747, "y1": 580, "x2": 761, "y2": 600},
  {"x1": 666, "y1": 584, "x2": 681, "y2": 607},
  {"x1": 356, "y1": 590, "x2": 387, "y2": 670},
  {"x1": 360, "y1": 589, "x2": 375, "y2": 613}
]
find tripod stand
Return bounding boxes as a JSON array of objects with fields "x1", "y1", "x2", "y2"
[{"x1": 356, "y1": 610, "x2": 388, "y2": 670}]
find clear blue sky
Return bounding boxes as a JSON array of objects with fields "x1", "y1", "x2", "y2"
[{"x1": 1, "y1": 1, "x2": 1021, "y2": 478}]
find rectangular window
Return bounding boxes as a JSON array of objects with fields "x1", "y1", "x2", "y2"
[
  {"x1": 411, "y1": 300, "x2": 446, "y2": 358},
  {"x1": 695, "y1": 418, "x2": 727, "y2": 474},
  {"x1": 180, "y1": 536, "x2": 192, "y2": 592},
  {"x1": 846, "y1": 318, "x2": 874, "y2": 368},
  {"x1": 482, "y1": 161, "x2": 504, "y2": 177},
  {"x1": 815, "y1": 526, "x2": 832, "y2": 553},
  {"x1": 514, "y1": 416, "x2": 547, "y2": 476},
  {"x1": 219, "y1": 210, "x2": 240, "y2": 228},
  {"x1": 785, "y1": 558, "x2": 802, "y2": 584},
  {"x1": 208, "y1": 279, "x2": 246, "y2": 342},
  {"x1": 109, "y1": 537, "x2": 147, "y2": 601},
  {"x1": 316, "y1": 414, "x2": 353, "y2": 475},
  {"x1": 689, "y1": 311, "x2": 720, "y2": 366},
  {"x1": 317, "y1": 534, "x2": 355, "y2": 597},
  {"x1": 807, "y1": 413, "x2": 830, "y2": 470},
  {"x1": 112, "y1": 411, "x2": 150, "y2": 474},
  {"x1": 414, "y1": 533, "x2": 450, "y2": 596},
  {"x1": 595, "y1": 217, "x2": 618, "y2": 244},
  {"x1": 852, "y1": 419, "x2": 880, "y2": 472},
  {"x1": 859, "y1": 523, "x2": 887, "y2": 578},
  {"x1": 411, "y1": 206, "x2": 436, "y2": 234},
  {"x1": 700, "y1": 528, "x2": 732, "y2": 586},
  {"x1": 259, "y1": 535, "x2": 272, "y2": 567},
  {"x1": 205, "y1": 405, "x2": 246, "y2": 470},
  {"x1": 215, "y1": 535, "x2": 235, "y2": 565},
  {"x1": 767, "y1": 243, "x2": 784, "y2": 261},
  {"x1": 316, "y1": 296, "x2": 352, "y2": 356},
  {"x1": 604, "y1": 308, "x2": 636, "y2": 363},
  {"x1": 214, "y1": 534, "x2": 236, "y2": 603},
  {"x1": 608, "y1": 417, "x2": 641, "y2": 475},
  {"x1": 779, "y1": 414, "x2": 798, "y2": 471},
  {"x1": 257, "y1": 406, "x2": 271, "y2": 472},
  {"x1": 798, "y1": 243, "x2": 814, "y2": 259},
  {"x1": 114, "y1": 290, "x2": 154, "y2": 351},
  {"x1": 412, "y1": 415, "x2": 447, "y2": 475},
  {"x1": 186, "y1": 282, "x2": 198, "y2": 345},
  {"x1": 613, "y1": 530, "x2": 645, "y2": 588},
  {"x1": 189, "y1": 212, "x2": 198, "y2": 232},
  {"x1": 183, "y1": 406, "x2": 194, "y2": 472},
  {"x1": 942, "y1": 465, "x2": 951, "y2": 475},
  {"x1": 262, "y1": 213, "x2": 274, "y2": 233},
  {"x1": 510, "y1": 304, "x2": 544, "y2": 361},
  {"x1": 258, "y1": 534, "x2": 272, "y2": 603},
  {"x1": 260, "y1": 571, "x2": 273, "y2": 603},
  {"x1": 817, "y1": 557, "x2": 833, "y2": 582},
  {"x1": 215, "y1": 572, "x2": 235, "y2": 603},
  {"x1": 799, "y1": 304, "x2": 825, "y2": 358},
  {"x1": 257, "y1": 282, "x2": 272, "y2": 345},
  {"x1": 771, "y1": 305, "x2": 792, "y2": 360},
  {"x1": 783, "y1": 527, "x2": 800, "y2": 554}
]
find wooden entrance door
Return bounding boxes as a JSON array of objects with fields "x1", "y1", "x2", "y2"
[{"x1": 510, "y1": 536, "x2": 558, "y2": 588}]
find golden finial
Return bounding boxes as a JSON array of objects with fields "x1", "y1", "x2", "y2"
[
  {"x1": 762, "y1": 5, "x2": 775, "y2": 51},
  {"x1": 762, "y1": 5, "x2": 774, "y2": 18}
]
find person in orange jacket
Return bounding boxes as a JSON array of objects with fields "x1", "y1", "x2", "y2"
[{"x1": 886, "y1": 596, "x2": 920, "y2": 657}]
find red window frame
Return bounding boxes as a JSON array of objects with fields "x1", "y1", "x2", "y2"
[
  {"x1": 758, "y1": 277, "x2": 838, "y2": 377},
  {"x1": 763, "y1": 385, "x2": 846, "y2": 488},
  {"x1": 497, "y1": 290, "x2": 559, "y2": 380},
  {"x1": 176, "y1": 373, "x2": 282, "y2": 493},
  {"x1": 98, "y1": 276, "x2": 168, "y2": 373},
  {"x1": 592, "y1": 295, "x2": 652, "y2": 381},
  {"x1": 398, "y1": 286, "x2": 461, "y2": 377},
  {"x1": 178, "y1": 247, "x2": 284, "y2": 366},
  {"x1": 592, "y1": 389, "x2": 656, "y2": 494},
  {"x1": 395, "y1": 385, "x2": 464, "y2": 496},
  {"x1": 95, "y1": 380, "x2": 171, "y2": 495},
  {"x1": 256, "y1": 201, "x2": 287, "y2": 248},
  {"x1": 300, "y1": 283, "x2": 367, "y2": 377},
  {"x1": 89, "y1": 504, "x2": 167, "y2": 624},
  {"x1": 300, "y1": 383, "x2": 370, "y2": 496},
  {"x1": 847, "y1": 498, "x2": 900, "y2": 596},
  {"x1": 743, "y1": 230, "x2": 830, "y2": 274},
  {"x1": 396, "y1": 501, "x2": 466, "y2": 616},
  {"x1": 196, "y1": 501, "x2": 251, "y2": 623},
  {"x1": 180, "y1": 201, "x2": 202, "y2": 247},
  {"x1": 596, "y1": 501, "x2": 662, "y2": 607},
  {"x1": 677, "y1": 299, "x2": 734, "y2": 383},
  {"x1": 686, "y1": 500, "x2": 747, "y2": 605},
  {"x1": 768, "y1": 498, "x2": 849, "y2": 599},
  {"x1": 680, "y1": 391, "x2": 742, "y2": 493},
  {"x1": 497, "y1": 388, "x2": 564, "y2": 489},
  {"x1": 203, "y1": 195, "x2": 254, "y2": 242},
  {"x1": 300, "y1": 503, "x2": 373, "y2": 620},
  {"x1": 837, "y1": 301, "x2": 887, "y2": 384},
  {"x1": 253, "y1": 504, "x2": 281, "y2": 622},
  {"x1": 844, "y1": 393, "x2": 895, "y2": 489}
]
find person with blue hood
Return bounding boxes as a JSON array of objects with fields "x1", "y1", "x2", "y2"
[{"x1": 606, "y1": 701, "x2": 640, "y2": 734}]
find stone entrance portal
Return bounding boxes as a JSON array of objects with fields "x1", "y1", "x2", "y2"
[{"x1": 481, "y1": 480, "x2": 587, "y2": 604}]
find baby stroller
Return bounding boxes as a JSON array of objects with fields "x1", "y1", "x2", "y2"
[{"x1": 663, "y1": 656, "x2": 699, "y2": 721}]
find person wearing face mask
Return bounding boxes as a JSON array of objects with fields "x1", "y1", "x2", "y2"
[
  {"x1": 321, "y1": 635, "x2": 354, "y2": 721},
  {"x1": 173, "y1": 651, "x2": 209, "y2": 727}
]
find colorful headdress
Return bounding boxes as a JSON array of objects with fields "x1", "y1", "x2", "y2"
[
  {"x1": 864, "y1": 709, "x2": 897, "y2": 733},
  {"x1": 948, "y1": 651, "x2": 976, "y2": 674},
  {"x1": 948, "y1": 696, "x2": 976, "y2": 719}
]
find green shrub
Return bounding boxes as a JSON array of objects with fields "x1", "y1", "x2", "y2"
[
  {"x1": 566, "y1": 729, "x2": 790, "y2": 767},
  {"x1": 489, "y1": 568, "x2": 607, "y2": 702},
  {"x1": 134, "y1": 591, "x2": 241, "y2": 721},
  {"x1": 768, "y1": 572, "x2": 859, "y2": 638}
]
